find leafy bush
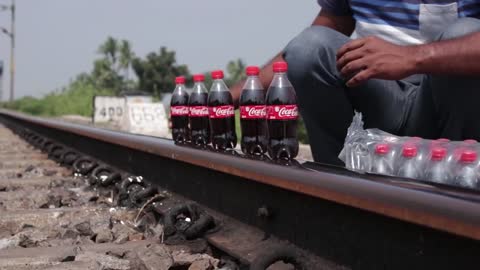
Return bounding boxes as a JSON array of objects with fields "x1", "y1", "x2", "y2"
[{"x1": 2, "y1": 82, "x2": 113, "y2": 117}]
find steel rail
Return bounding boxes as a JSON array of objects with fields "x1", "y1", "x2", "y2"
[{"x1": 1, "y1": 109, "x2": 480, "y2": 269}]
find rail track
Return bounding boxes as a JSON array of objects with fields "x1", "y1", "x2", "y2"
[
  {"x1": 0, "y1": 122, "x2": 226, "y2": 270},
  {"x1": 0, "y1": 109, "x2": 479, "y2": 270}
]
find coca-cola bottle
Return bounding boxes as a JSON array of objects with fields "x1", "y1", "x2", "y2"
[
  {"x1": 424, "y1": 147, "x2": 449, "y2": 184},
  {"x1": 453, "y1": 150, "x2": 479, "y2": 188},
  {"x1": 266, "y1": 62, "x2": 299, "y2": 160},
  {"x1": 239, "y1": 66, "x2": 267, "y2": 156},
  {"x1": 371, "y1": 143, "x2": 394, "y2": 175},
  {"x1": 208, "y1": 70, "x2": 237, "y2": 150},
  {"x1": 170, "y1": 76, "x2": 189, "y2": 144},
  {"x1": 397, "y1": 144, "x2": 421, "y2": 179},
  {"x1": 189, "y1": 74, "x2": 210, "y2": 146}
]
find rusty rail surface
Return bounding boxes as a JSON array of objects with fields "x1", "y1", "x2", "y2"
[{"x1": 1, "y1": 109, "x2": 479, "y2": 269}]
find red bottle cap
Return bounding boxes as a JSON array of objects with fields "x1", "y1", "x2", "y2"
[
  {"x1": 402, "y1": 145, "x2": 417, "y2": 158},
  {"x1": 436, "y1": 138, "x2": 450, "y2": 143},
  {"x1": 211, "y1": 70, "x2": 224, "y2": 79},
  {"x1": 431, "y1": 147, "x2": 447, "y2": 161},
  {"x1": 375, "y1": 143, "x2": 390, "y2": 155},
  {"x1": 193, "y1": 74, "x2": 205, "y2": 82},
  {"x1": 246, "y1": 66, "x2": 260, "y2": 76},
  {"x1": 273, "y1": 61, "x2": 288, "y2": 73},
  {"x1": 464, "y1": 139, "x2": 477, "y2": 144},
  {"x1": 175, "y1": 76, "x2": 185, "y2": 84},
  {"x1": 460, "y1": 150, "x2": 477, "y2": 163}
]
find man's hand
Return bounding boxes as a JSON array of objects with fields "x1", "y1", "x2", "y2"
[{"x1": 336, "y1": 36, "x2": 418, "y2": 87}]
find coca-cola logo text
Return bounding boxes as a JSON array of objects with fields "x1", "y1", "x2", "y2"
[
  {"x1": 209, "y1": 105, "x2": 235, "y2": 118},
  {"x1": 189, "y1": 106, "x2": 209, "y2": 117},
  {"x1": 240, "y1": 105, "x2": 266, "y2": 119},
  {"x1": 170, "y1": 106, "x2": 189, "y2": 116},
  {"x1": 267, "y1": 105, "x2": 298, "y2": 120}
]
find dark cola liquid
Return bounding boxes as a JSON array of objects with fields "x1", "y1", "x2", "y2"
[
  {"x1": 170, "y1": 91, "x2": 189, "y2": 143},
  {"x1": 189, "y1": 92, "x2": 210, "y2": 146},
  {"x1": 266, "y1": 86, "x2": 299, "y2": 160},
  {"x1": 208, "y1": 91, "x2": 237, "y2": 150},
  {"x1": 240, "y1": 89, "x2": 267, "y2": 156}
]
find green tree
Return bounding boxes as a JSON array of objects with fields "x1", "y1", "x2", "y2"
[
  {"x1": 132, "y1": 47, "x2": 190, "y2": 96},
  {"x1": 91, "y1": 58, "x2": 122, "y2": 92},
  {"x1": 119, "y1": 40, "x2": 134, "y2": 81},
  {"x1": 225, "y1": 58, "x2": 246, "y2": 86},
  {"x1": 98, "y1": 37, "x2": 119, "y2": 69},
  {"x1": 92, "y1": 37, "x2": 135, "y2": 93}
]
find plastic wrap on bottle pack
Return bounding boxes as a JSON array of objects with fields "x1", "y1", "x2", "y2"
[
  {"x1": 339, "y1": 112, "x2": 480, "y2": 190},
  {"x1": 339, "y1": 112, "x2": 401, "y2": 174}
]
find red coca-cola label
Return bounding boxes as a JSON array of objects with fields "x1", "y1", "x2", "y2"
[
  {"x1": 267, "y1": 105, "x2": 298, "y2": 120},
  {"x1": 240, "y1": 105, "x2": 266, "y2": 119},
  {"x1": 209, "y1": 105, "x2": 235, "y2": 119},
  {"x1": 170, "y1": 106, "x2": 189, "y2": 116},
  {"x1": 189, "y1": 106, "x2": 209, "y2": 117}
]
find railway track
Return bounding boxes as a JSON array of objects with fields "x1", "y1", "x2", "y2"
[
  {"x1": 0, "y1": 109, "x2": 479, "y2": 270},
  {"x1": 0, "y1": 124, "x2": 225, "y2": 269}
]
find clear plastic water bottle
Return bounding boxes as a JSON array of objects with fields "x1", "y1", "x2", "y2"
[
  {"x1": 424, "y1": 147, "x2": 449, "y2": 184},
  {"x1": 436, "y1": 138, "x2": 451, "y2": 144},
  {"x1": 446, "y1": 140, "x2": 475, "y2": 169},
  {"x1": 405, "y1": 137, "x2": 427, "y2": 174},
  {"x1": 453, "y1": 150, "x2": 478, "y2": 188},
  {"x1": 463, "y1": 139, "x2": 478, "y2": 145},
  {"x1": 371, "y1": 143, "x2": 394, "y2": 175},
  {"x1": 397, "y1": 144, "x2": 421, "y2": 179}
]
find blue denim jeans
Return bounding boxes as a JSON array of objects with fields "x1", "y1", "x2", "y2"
[{"x1": 284, "y1": 18, "x2": 480, "y2": 165}]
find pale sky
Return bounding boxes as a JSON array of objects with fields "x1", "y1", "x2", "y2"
[{"x1": 0, "y1": 1, "x2": 319, "y2": 100}]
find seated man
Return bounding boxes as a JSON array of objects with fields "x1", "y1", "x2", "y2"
[{"x1": 231, "y1": 0, "x2": 480, "y2": 165}]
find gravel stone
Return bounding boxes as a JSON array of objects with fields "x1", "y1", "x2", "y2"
[
  {"x1": 128, "y1": 233, "x2": 144, "y2": 241},
  {"x1": 172, "y1": 250, "x2": 219, "y2": 267},
  {"x1": 61, "y1": 229, "x2": 79, "y2": 239},
  {"x1": 76, "y1": 251, "x2": 131, "y2": 270},
  {"x1": 189, "y1": 259, "x2": 215, "y2": 270},
  {"x1": 95, "y1": 229, "x2": 113, "y2": 243},
  {"x1": 134, "y1": 243, "x2": 173, "y2": 270},
  {"x1": 74, "y1": 221, "x2": 94, "y2": 236}
]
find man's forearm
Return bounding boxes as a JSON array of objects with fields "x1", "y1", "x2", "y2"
[{"x1": 414, "y1": 32, "x2": 480, "y2": 76}]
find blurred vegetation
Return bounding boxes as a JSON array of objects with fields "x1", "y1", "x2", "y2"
[
  {"x1": 132, "y1": 47, "x2": 190, "y2": 96},
  {"x1": 1, "y1": 36, "x2": 309, "y2": 143},
  {"x1": 2, "y1": 77, "x2": 114, "y2": 117}
]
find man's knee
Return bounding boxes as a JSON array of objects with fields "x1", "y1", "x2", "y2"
[
  {"x1": 438, "y1": 17, "x2": 480, "y2": 41},
  {"x1": 284, "y1": 26, "x2": 348, "y2": 88}
]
